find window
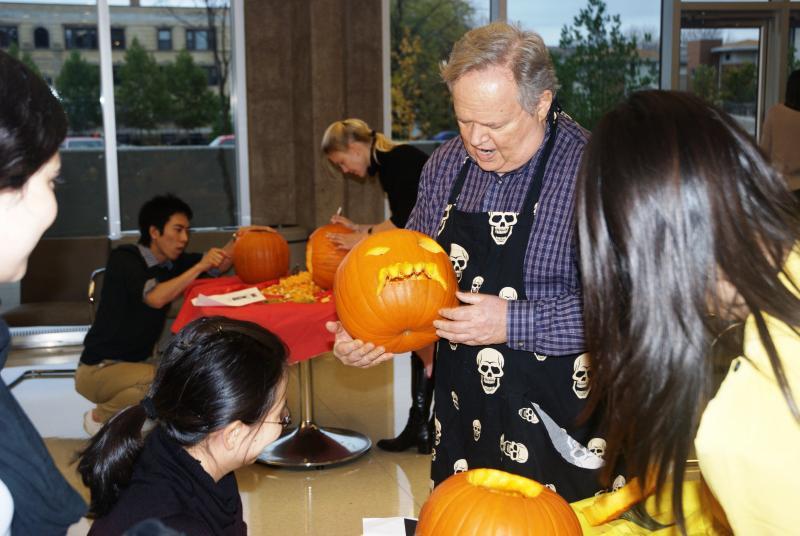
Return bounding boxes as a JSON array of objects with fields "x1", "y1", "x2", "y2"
[
  {"x1": 65, "y1": 26, "x2": 98, "y2": 49},
  {"x1": 390, "y1": 2, "x2": 483, "y2": 140},
  {"x1": 113, "y1": 7, "x2": 236, "y2": 232},
  {"x1": 157, "y1": 28, "x2": 172, "y2": 50},
  {"x1": 507, "y1": 0, "x2": 661, "y2": 131},
  {"x1": 186, "y1": 28, "x2": 214, "y2": 51},
  {"x1": 203, "y1": 65, "x2": 219, "y2": 86},
  {"x1": 111, "y1": 27, "x2": 125, "y2": 49},
  {"x1": 34, "y1": 27, "x2": 49, "y2": 49},
  {"x1": 0, "y1": 26, "x2": 18, "y2": 48}
]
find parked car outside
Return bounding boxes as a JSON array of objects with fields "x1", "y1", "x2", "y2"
[
  {"x1": 209, "y1": 134, "x2": 235, "y2": 147},
  {"x1": 60, "y1": 136, "x2": 104, "y2": 149}
]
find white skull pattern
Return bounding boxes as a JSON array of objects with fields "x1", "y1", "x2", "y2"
[
  {"x1": 587, "y1": 437, "x2": 606, "y2": 459},
  {"x1": 545, "y1": 483, "x2": 557, "y2": 492},
  {"x1": 434, "y1": 416, "x2": 441, "y2": 446},
  {"x1": 470, "y1": 276, "x2": 484, "y2": 293},
  {"x1": 534, "y1": 352, "x2": 547, "y2": 361},
  {"x1": 437, "y1": 204, "x2": 452, "y2": 236},
  {"x1": 449, "y1": 243, "x2": 469, "y2": 282},
  {"x1": 500, "y1": 434, "x2": 529, "y2": 463},
  {"x1": 518, "y1": 407, "x2": 539, "y2": 424},
  {"x1": 612, "y1": 475, "x2": 627, "y2": 491},
  {"x1": 472, "y1": 419, "x2": 481, "y2": 441},
  {"x1": 498, "y1": 286, "x2": 518, "y2": 300},
  {"x1": 453, "y1": 459, "x2": 468, "y2": 473},
  {"x1": 572, "y1": 353, "x2": 591, "y2": 399},
  {"x1": 476, "y1": 348, "x2": 505, "y2": 394},
  {"x1": 448, "y1": 341, "x2": 458, "y2": 351},
  {"x1": 451, "y1": 390, "x2": 459, "y2": 410},
  {"x1": 431, "y1": 447, "x2": 436, "y2": 461},
  {"x1": 488, "y1": 211, "x2": 518, "y2": 245}
]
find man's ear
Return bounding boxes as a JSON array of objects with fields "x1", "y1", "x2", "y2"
[
  {"x1": 536, "y1": 90, "x2": 554, "y2": 123},
  {"x1": 222, "y1": 420, "x2": 245, "y2": 451},
  {"x1": 149, "y1": 225, "x2": 161, "y2": 242}
]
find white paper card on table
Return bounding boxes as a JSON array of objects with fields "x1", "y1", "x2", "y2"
[
  {"x1": 191, "y1": 287, "x2": 266, "y2": 307},
  {"x1": 362, "y1": 517, "x2": 417, "y2": 536}
]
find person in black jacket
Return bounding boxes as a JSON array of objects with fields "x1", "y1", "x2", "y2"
[
  {"x1": 78, "y1": 316, "x2": 289, "y2": 536},
  {"x1": 0, "y1": 49, "x2": 87, "y2": 534},
  {"x1": 320, "y1": 118, "x2": 435, "y2": 453},
  {"x1": 76, "y1": 194, "x2": 270, "y2": 433}
]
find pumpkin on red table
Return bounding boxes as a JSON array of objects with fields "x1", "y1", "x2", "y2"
[
  {"x1": 417, "y1": 469, "x2": 582, "y2": 536},
  {"x1": 305, "y1": 223, "x2": 353, "y2": 290},
  {"x1": 333, "y1": 229, "x2": 458, "y2": 353},
  {"x1": 233, "y1": 229, "x2": 289, "y2": 284}
]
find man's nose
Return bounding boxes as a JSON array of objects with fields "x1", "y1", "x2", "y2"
[{"x1": 468, "y1": 124, "x2": 489, "y2": 146}]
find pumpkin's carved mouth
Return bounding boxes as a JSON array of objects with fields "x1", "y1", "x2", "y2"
[{"x1": 376, "y1": 262, "x2": 447, "y2": 296}]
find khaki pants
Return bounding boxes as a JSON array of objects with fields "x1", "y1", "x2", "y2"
[{"x1": 75, "y1": 360, "x2": 156, "y2": 423}]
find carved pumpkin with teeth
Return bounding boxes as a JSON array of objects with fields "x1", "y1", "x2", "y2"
[{"x1": 334, "y1": 229, "x2": 458, "y2": 353}]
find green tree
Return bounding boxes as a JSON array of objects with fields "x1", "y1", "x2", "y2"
[
  {"x1": 116, "y1": 38, "x2": 169, "y2": 131},
  {"x1": 164, "y1": 49, "x2": 217, "y2": 131},
  {"x1": 555, "y1": 0, "x2": 657, "y2": 130},
  {"x1": 55, "y1": 51, "x2": 101, "y2": 132},
  {"x1": 391, "y1": 28, "x2": 424, "y2": 139},
  {"x1": 7, "y1": 42, "x2": 42, "y2": 78},
  {"x1": 720, "y1": 63, "x2": 757, "y2": 103},
  {"x1": 391, "y1": 0, "x2": 475, "y2": 139},
  {"x1": 691, "y1": 64, "x2": 720, "y2": 106}
]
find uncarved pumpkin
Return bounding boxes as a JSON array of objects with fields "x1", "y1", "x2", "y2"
[
  {"x1": 333, "y1": 229, "x2": 458, "y2": 353},
  {"x1": 417, "y1": 469, "x2": 582, "y2": 536},
  {"x1": 233, "y1": 230, "x2": 289, "y2": 284},
  {"x1": 305, "y1": 223, "x2": 353, "y2": 290}
]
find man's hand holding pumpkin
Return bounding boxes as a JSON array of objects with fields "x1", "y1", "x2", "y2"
[
  {"x1": 326, "y1": 321, "x2": 394, "y2": 368},
  {"x1": 434, "y1": 291, "x2": 508, "y2": 346}
]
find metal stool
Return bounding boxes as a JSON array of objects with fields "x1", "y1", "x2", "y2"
[{"x1": 257, "y1": 357, "x2": 372, "y2": 468}]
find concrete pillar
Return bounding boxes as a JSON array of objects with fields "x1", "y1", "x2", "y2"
[{"x1": 244, "y1": 0, "x2": 385, "y2": 231}]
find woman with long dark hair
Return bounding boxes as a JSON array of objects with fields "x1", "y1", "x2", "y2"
[
  {"x1": 577, "y1": 90, "x2": 800, "y2": 532},
  {"x1": 0, "y1": 50, "x2": 87, "y2": 534},
  {"x1": 78, "y1": 316, "x2": 289, "y2": 535}
]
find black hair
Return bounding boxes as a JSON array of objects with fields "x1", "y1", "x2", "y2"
[
  {"x1": 577, "y1": 90, "x2": 800, "y2": 531},
  {"x1": 77, "y1": 316, "x2": 288, "y2": 518},
  {"x1": 137, "y1": 193, "x2": 193, "y2": 246},
  {"x1": 785, "y1": 69, "x2": 800, "y2": 111},
  {"x1": 0, "y1": 49, "x2": 67, "y2": 191}
]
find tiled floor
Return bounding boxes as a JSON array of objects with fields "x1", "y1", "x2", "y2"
[{"x1": 38, "y1": 354, "x2": 432, "y2": 536}]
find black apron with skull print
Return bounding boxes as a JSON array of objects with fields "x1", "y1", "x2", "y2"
[{"x1": 431, "y1": 109, "x2": 606, "y2": 502}]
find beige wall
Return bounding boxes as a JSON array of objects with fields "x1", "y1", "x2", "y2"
[{"x1": 245, "y1": 0, "x2": 385, "y2": 231}]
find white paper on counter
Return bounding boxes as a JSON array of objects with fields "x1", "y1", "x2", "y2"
[
  {"x1": 191, "y1": 287, "x2": 266, "y2": 307},
  {"x1": 362, "y1": 517, "x2": 417, "y2": 536}
]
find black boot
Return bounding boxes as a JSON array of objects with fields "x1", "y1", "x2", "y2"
[{"x1": 377, "y1": 352, "x2": 434, "y2": 453}]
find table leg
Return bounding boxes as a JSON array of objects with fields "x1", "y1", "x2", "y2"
[{"x1": 256, "y1": 358, "x2": 372, "y2": 468}]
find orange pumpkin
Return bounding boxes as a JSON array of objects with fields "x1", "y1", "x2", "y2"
[
  {"x1": 305, "y1": 223, "x2": 353, "y2": 290},
  {"x1": 233, "y1": 230, "x2": 289, "y2": 284},
  {"x1": 417, "y1": 469, "x2": 582, "y2": 536},
  {"x1": 333, "y1": 229, "x2": 458, "y2": 353}
]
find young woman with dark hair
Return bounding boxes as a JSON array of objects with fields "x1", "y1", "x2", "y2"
[
  {"x1": 577, "y1": 90, "x2": 800, "y2": 532},
  {"x1": 0, "y1": 49, "x2": 87, "y2": 534},
  {"x1": 78, "y1": 316, "x2": 289, "y2": 535}
]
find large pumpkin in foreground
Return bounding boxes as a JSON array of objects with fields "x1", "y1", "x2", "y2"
[
  {"x1": 333, "y1": 229, "x2": 457, "y2": 353},
  {"x1": 417, "y1": 469, "x2": 582, "y2": 536},
  {"x1": 233, "y1": 230, "x2": 289, "y2": 284},
  {"x1": 305, "y1": 223, "x2": 353, "y2": 290}
]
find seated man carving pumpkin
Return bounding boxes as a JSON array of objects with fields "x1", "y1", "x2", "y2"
[{"x1": 76, "y1": 194, "x2": 271, "y2": 434}]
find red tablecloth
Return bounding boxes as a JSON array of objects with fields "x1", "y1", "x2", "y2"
[{"x1": 172, "y1": 276, "x2": 337, "y2": 364}]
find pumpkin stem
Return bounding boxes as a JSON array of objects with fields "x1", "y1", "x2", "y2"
[{"x1": 466, "y1": 469, "x2": 545, "y2": 498}]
